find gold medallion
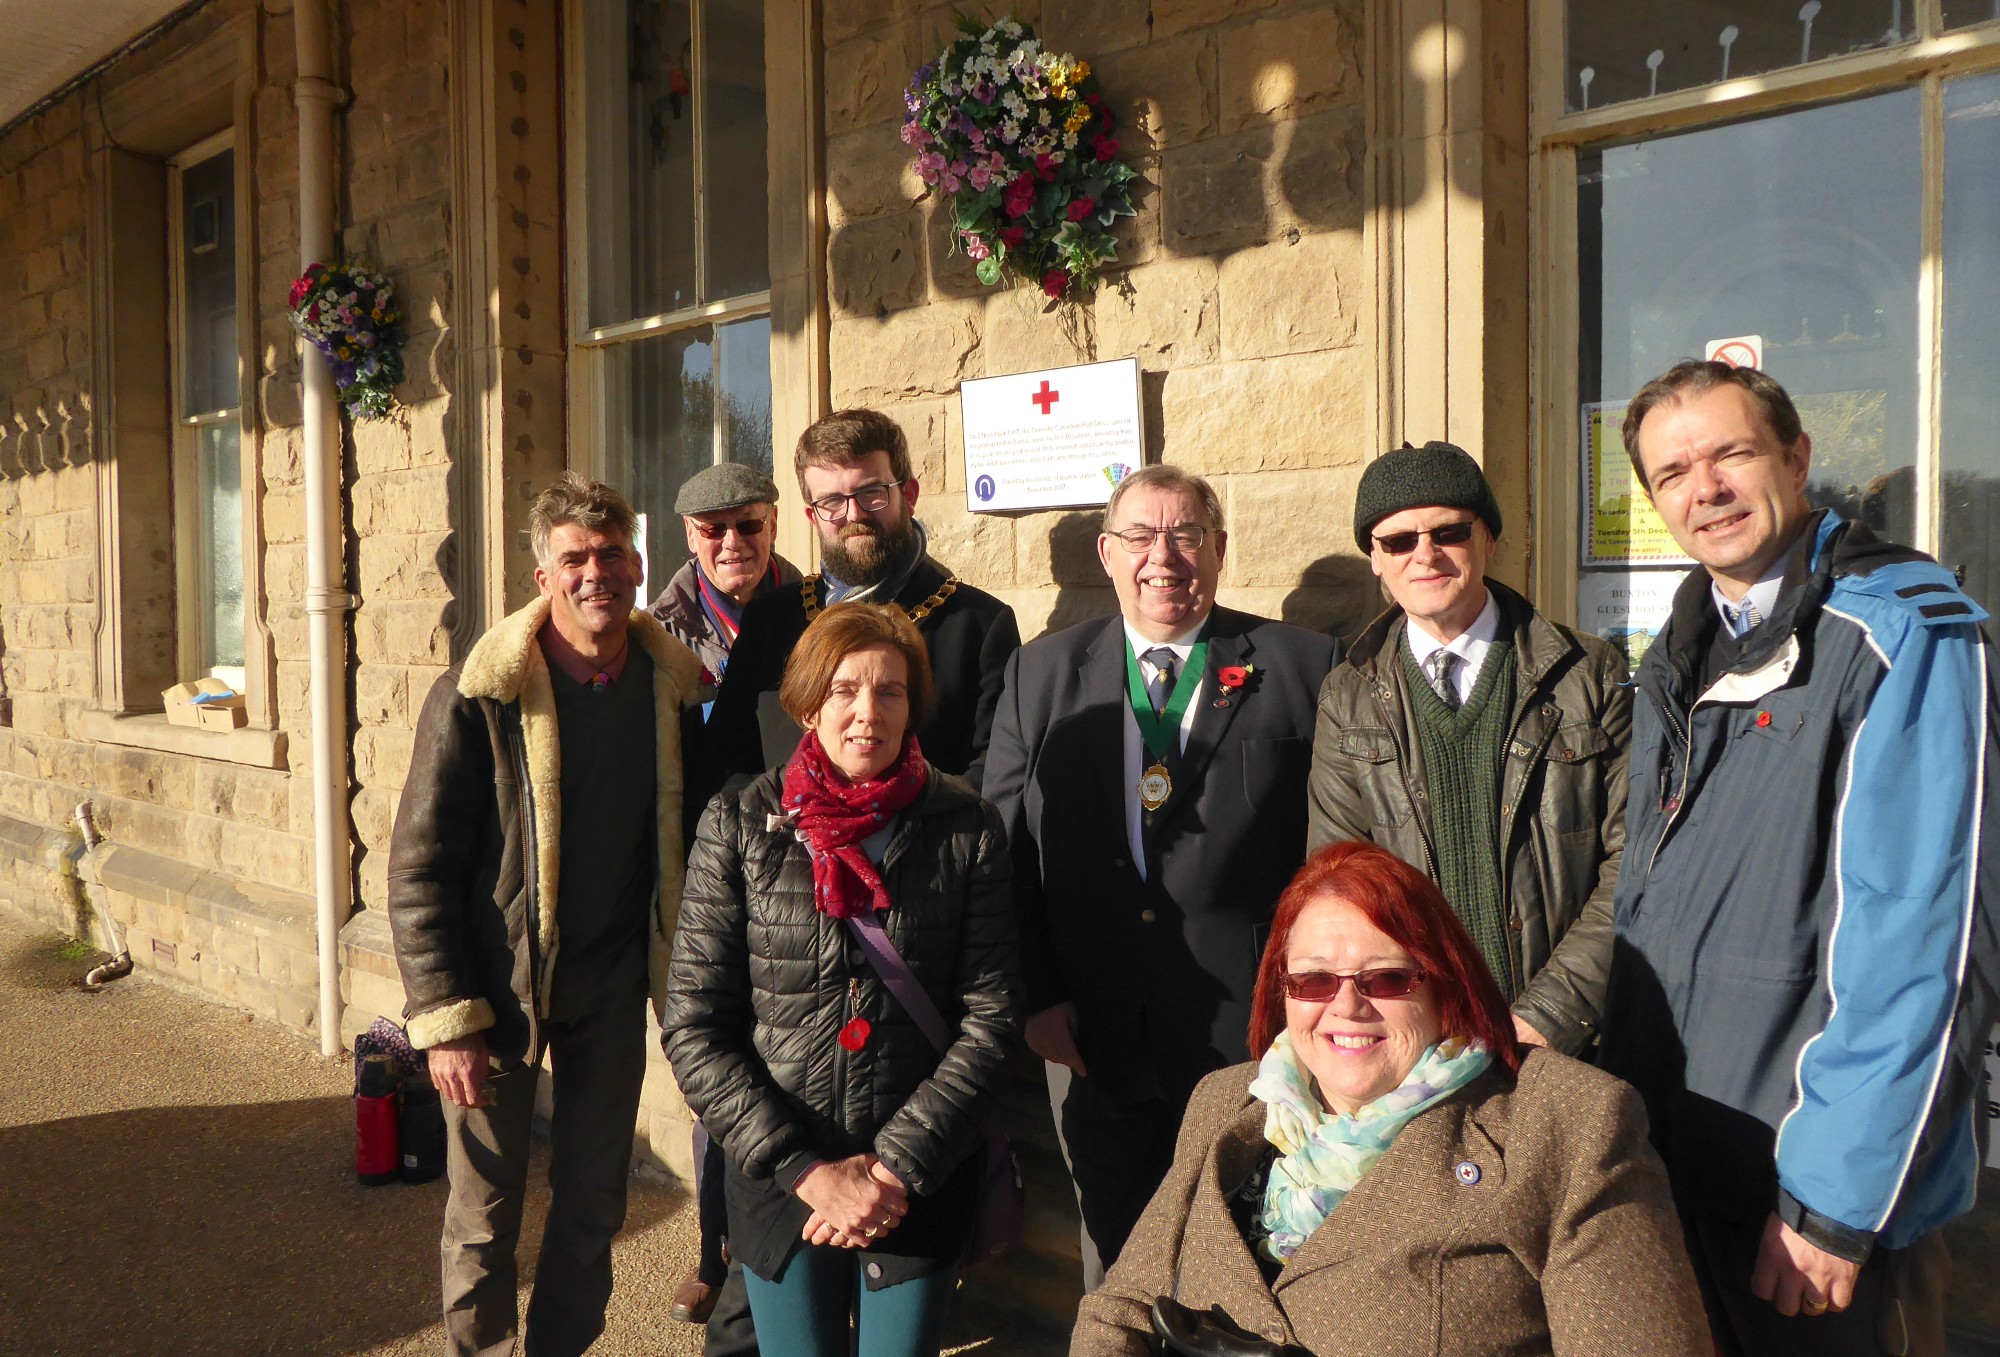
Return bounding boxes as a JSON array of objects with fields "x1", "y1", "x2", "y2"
[{"x1": 1138, "y1": 762, "x2": 1172, "y2": 812}]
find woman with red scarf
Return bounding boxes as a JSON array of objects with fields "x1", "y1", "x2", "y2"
[{"x1": 664, "y1": 603, "x2": 1022, "y2": 1357}]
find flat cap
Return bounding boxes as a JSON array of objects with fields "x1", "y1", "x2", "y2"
[
  {"x1": 675, "y1": 462, "x2": 781, "y2": 517},
  {"x1": 1353, "y1": 440, "x2": 1502, "y2": 552}
]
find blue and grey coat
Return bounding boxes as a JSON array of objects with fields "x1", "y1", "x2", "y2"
[{"x1": 1601, "y1": 509, "x2": 2000, "y2": 1263}]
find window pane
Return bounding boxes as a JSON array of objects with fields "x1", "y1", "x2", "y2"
[
  {"x1": 1581, "y1": 93, "x2": 1918, "y2": 529},
  {"x1": 603, "y1": 328, "x2": 716, "y2": 590},
  {"x1": 716, "y1": 315, "x2": 773, "y2": 473},
  {"x1": 1566, "y1": 2, "x2": 1911, "y2": 112},
  {"x1": 196, "y1": 419, "x2": 244, "y2": 672},
  {"x1": 1578, "y1": 92, "x2": 1919, "y2": 632},
  {"x1": 1941, "y1": 73, "x2": 2000, "y2": 613},
  {"x1": 701, "y1": 0, "x2": 770, "y2": 297},
  {"x1": 1943, "y1": 1, "x2": 2000, "y2": 29},
  {"x1": 180, "y1": 148, "x2": 237, "y2": 415},
  {"x1": 584, "y1": 0, "x2": 698, "y2": 325}
]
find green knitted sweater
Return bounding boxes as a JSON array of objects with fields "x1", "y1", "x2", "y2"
[{"x1": 1402, "y1": 629, "x2": 1518, "y2": 1000}]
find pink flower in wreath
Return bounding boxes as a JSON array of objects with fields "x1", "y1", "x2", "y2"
[
  {"x1": 900, "y1": 121, "x2": 932, "y2": 148},
  {"x1": 940, "y1": 160, "x2": 965, "y2": 193},
  {"x1": 1066, "y1": 196, "x2": 1096, "y2": 223},
  {"x1": 916, "y1": 150, "x2": 946, "y2": 184},
  {"x1": 963, "y1": 233, "x2": 992, "y2": 260},
  {"x1": 967, "y1": 162, "x2": 993, "y2": 190},
  {"x1": 289, "y1": 275, "x2": 311, "y2": 308},
  {"x1": 1042, "y1": 268, "x2": 1068, "y2": 299}
]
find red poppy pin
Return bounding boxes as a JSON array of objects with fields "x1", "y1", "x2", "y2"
[
  {"x1": 838, "y1": 1017, "x2": 872, "y2": 1052},
  {"x1": 1215, "y1": 663, "x2": 1255, "y2": 708},
  {"x1": 1756, "y1": 710, "x2": 1772, "y2": 728}
]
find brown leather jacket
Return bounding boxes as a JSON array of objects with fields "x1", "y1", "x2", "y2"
[
  {"x1": 1306, "y1": 581, "x2": 1630, "y2": 1054},
  {"x1": 386, "y1": 600, "x2": 704, "y2": 1058}
]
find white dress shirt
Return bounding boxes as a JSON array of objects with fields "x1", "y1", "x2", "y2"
[
  {"x1": 1403, "y1": 591, "x2": 1502, "y2": 706},
  {"x1": 1711, "y1": 561, "x2": 1788, "y2": 638},
  {"x1": 1121, "y1": 618, "x2": 1206, "y2": 881}
]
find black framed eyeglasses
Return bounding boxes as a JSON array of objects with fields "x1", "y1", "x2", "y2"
[
  {"x1": 1280, "y1": 967, "x2": 1427, "y2": 1002},
  {"x1": 1107, "y1": 524, "x2": 1208, "y2": 554},
  {"x1": 688, "y1": 517, "x2": 770, "y2": 541},
  {"x1": 808, "y1": 483, "x2": 901, "y2": 522},
  {"x1": 1372, "y1": 522, "x2": 1477, "y2": 556}
]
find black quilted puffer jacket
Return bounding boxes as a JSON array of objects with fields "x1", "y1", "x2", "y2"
[{"x1": 663, "y1": 763, "x2": 1022, "y2": 1204}]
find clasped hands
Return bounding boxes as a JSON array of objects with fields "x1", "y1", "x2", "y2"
[{"x1": 794, "y1": 1154, "x2": 908, "y2": 1249}]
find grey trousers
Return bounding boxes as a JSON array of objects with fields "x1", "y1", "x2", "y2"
[{"x1": 440, "y1": 1000, "x2": 648, "y2": 1357}]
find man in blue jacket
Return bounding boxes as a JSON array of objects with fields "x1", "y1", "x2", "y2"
[{"x1": 1602, "y1": 360, "x2": 1999, "y2": 1356}]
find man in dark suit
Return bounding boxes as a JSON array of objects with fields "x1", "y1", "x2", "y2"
[
  {"x1": 698, "y1": 408, "x2": 1020, "y2": 802},
  {"x1": 984, "y1": 464, "x2": 1340, "y2": 1283}
]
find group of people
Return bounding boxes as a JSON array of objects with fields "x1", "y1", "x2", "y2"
[{"x1": 386, "y1": 358, "x2": 1999, "y2": 1357}]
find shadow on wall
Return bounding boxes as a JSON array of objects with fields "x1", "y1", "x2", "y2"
[
  {"x1": 1029, "y1": 514, "x2": 1380, "y2": 646},
  {"x1": 0, "y1": 1093, "x2": 675, "y2": 1355},
  {"x1": 1282, "y1": 552, "x2": 1379, "y2": 644},
  {"x1": 1037, "y1": 509, "x2": 1117, "y2": 640}
]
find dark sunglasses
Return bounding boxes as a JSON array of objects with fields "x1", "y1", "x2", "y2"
[
  {"x1": 1373, "y1": 522, "x2": 1477, "y2": 556},
  {"x1": 1280, "y1": 966, "x2": 1426, "y2": 1002},
  {"x1": 688, "y1": 517, "x2": 770, "y2": 540}
]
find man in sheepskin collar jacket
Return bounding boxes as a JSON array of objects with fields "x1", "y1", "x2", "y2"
[{"x1": 388, "y1": 472, "x2": 705, "y2": 1357}]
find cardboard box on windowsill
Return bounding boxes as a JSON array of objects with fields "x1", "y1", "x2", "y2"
[{"x1": 163, "y1": 678, "x2": 245, "y2": 729}]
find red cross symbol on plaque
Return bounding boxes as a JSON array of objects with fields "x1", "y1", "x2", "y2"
[{"x1": 1030, "y1": 379, "x2": 1060, "y2": 415}]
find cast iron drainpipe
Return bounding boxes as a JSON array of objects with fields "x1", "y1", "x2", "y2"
[{"x1": 295, "y1": 0, "x2": 356, "y2": 1059}]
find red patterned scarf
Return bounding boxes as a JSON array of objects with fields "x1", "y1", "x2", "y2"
[{"x1": 780, "y1": 730, "x2": 928, "y2": 919}]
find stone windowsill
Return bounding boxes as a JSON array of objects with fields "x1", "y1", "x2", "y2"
[{"x1": 79, "y1": 709, "x2": 288, "y2": 770}]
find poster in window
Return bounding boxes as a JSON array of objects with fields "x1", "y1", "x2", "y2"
[
  {"x1": 1581, "y1": 401, "x2": 1692, "y2": 567},
  {"x1": 1577, "y1": 569, "x2": 1682, "y2": 670}
]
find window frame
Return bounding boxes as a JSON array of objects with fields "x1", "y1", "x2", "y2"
[
  {"x1": 560, "y1": 0, "x2": 825, "y2": 584},
  {"x1": 85, "y1": 12, "x2": 278, "y2": 763},
  {"x1": 563, "y1": 0, "x2": 774, "y2": 470},
  {"x1": 1529, "y1": 0, "x2": 2000, "y2": 619},
  {"x1": 165, "y1": 128, "x2": 247, "y2": 692}
]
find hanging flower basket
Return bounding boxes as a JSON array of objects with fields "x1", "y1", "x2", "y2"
[
  {"x1": 902, "y1": 16, "x2": 1138, "y2": 301},
  {"x1": 287, "y1": 261, "x2": 407, "y2": 421}
]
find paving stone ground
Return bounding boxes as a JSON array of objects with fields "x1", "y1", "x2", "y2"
[{"x1": 0, "y1": 908, "x2": 1033, "y2": 1356}]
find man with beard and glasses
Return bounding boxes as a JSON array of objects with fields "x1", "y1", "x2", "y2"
[{"x1": 699, "y1": 407, "x2": 1020, "y2": 800}]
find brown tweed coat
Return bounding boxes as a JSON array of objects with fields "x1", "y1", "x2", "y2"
[{"x1": 1071, "y1": 1049, "x2": 1712, "y2": 1357}]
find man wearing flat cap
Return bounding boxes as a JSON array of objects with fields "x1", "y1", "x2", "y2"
[
  {"x1": 1307, "y1": 440, "x2": 1631, "y2": 1055},
  {"x1": 648, "y1": 462, "x2": 802, "y2": 691}
]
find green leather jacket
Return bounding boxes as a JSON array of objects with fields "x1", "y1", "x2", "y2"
[{"x1": 1306, "y1": 581, "x2": 1631, "y2": 1055}]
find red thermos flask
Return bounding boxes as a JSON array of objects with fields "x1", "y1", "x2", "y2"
[{"x1": 355, "y1": 1052, "x2": 401, "y2": 1186}]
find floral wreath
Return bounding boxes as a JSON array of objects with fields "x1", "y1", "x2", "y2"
[
  {"x1": 287, "y1": 261, "x2": 407, "y2": 421},
  {"x1": 901, "y1": 16, "x2": 1138, "y2": 300}
]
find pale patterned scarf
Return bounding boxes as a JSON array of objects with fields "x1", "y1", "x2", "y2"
[{"x1": 1248, "y1": 1030, "x2": 1492, "y2": 1264}]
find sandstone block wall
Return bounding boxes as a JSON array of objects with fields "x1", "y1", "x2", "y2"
[
  {"x1": 0, "y1": 0, "x2": 457, "y2": 1041},
  {"x1": 822, "y1": 0, "x2": 1379, "y2": 641}
]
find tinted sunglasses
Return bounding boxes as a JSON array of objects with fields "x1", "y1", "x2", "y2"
[
  {"x1": 689, "y1": 517, "x2": 770, "y2": 540},
  {"x1": 1280, "y1": 966, "x2": 1427, "y2": 1002},
  {"x1": 1373, "y1": 522, "x2": 1476, "y2": 556}
]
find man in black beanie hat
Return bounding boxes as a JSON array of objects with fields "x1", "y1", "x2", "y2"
[{"x1": 1306, "y1": 440, "x2": 1631, "y2": 1054}]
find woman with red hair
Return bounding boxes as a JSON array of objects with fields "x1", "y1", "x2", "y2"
[{"x1": 1072, "y1": 842, "x2": 1710, "y2": 1356}]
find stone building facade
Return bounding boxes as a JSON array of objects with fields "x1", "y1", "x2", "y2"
[
  {"x1": 3, "y1": 0, "x2": 1507, "y2": 1185},
  {"x1": 7, "y1": 9, "x2": 1998, "y2": 1329}
]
